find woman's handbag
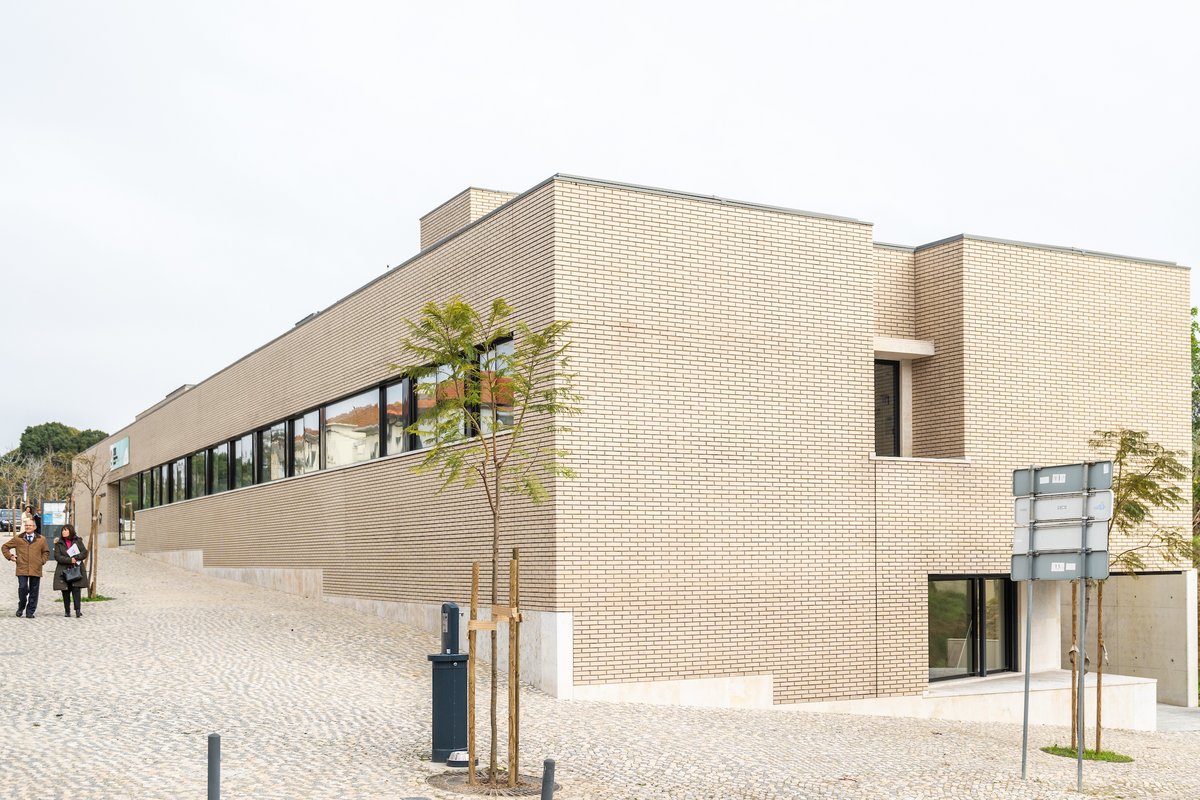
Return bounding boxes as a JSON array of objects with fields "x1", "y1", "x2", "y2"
[{"x1": 64, "y1": 564, "x2": 82, "y2": 584}]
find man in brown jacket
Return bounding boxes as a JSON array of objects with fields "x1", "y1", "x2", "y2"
[{"x1": 2, "y1": 516, "x2": 49, "y2": 618}]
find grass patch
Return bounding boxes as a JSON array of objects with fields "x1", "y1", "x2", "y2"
[
  {"x1": 1041, "y1": 744, "x2": 1133, "y2": 763},
  {"x1": 81, "y1": 594, "x2": 113, "y2": 603}
]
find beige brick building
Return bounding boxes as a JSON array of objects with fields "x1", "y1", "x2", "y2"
[{"x1": 78, "y1": 175, "x2": 1193, "y2": 720}]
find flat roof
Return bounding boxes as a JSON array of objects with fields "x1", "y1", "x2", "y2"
[
  {"x1": 913, "y1": 233, "x2": 1181, "y2": 268},
  {"x1": 99, "y1": 174, "x2": 1185, "y2": 442}
]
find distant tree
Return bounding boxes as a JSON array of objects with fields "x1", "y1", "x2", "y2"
[
  {"x1": 0, "y1": 450, "x2": 71, "y2": 509},
  {"x1": 73, "y1": 429, "x2": 108, "y2": 452},
  {"x1": 16, "y1": 422, "x2": 108, "y2": 458}
]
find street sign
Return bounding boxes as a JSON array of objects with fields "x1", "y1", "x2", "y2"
[
  {"x1": 42, "y1": 501, "x2": 67, "y2": 527},
  {"x1": 1010, "y1": 551, "x2": 1109, "y2": 582},
  {"x1": 1012, "y1": 460, "x2": 1111, "y2": 792},
  {"x1": 1012, "y1": 461, "x2": 1112, "y2": 496},
  {"x1": 1013, "y1": 490, "x2": 1113, "y2": 525},
  {"x1": 1012, "y1": 521, "x2": 1108, "y2": 554}
]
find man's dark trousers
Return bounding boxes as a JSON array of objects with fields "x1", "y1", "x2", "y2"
[{"x1": 17, "y1": 575, "x2": 40, "y2": 617}]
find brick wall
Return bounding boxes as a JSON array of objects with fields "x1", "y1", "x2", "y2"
[
  {"x1": 76, "y1": 176, "x2": 1190, "y2": 705},
  {"x1": 873, "y1": 245, "x2": 916, "y2": 339},
  {"x1": 420, "y1": 188, "x2": 519, "y2": 250},
  {"x1": 80, "y1": 182, "x2": 561, "y2": 611},
  {"x1": 552, "y1": 178, "x2": 880, "y2": 702}
]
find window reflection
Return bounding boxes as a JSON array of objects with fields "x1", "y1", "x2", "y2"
[
  {"x1": 385, "y1": 379, "x2": 408, "y2": 456},
  {"x1": 211, "y1": 443, "x2": 230, "y2": 494},
  {"x1": 259, "y1": 422, "x2": 287, "y2": 483},
  {"x1": 324, "y1": 389, "x2": 380, "y2": 468},
  {"x1": 291, "y1": 411, "x2": 320, "y2": 476},
  {"x1": 119, "y1": 478, "x2": 138, "y2": 542},
  {"x1": 928, "y1": 579, "x2": 973, "y2": 680},
  {"x1": 171, "y1": 458, "x2": 187, "y2": 503},
  {"x1": 414, "y1": 365, "x2": 465, "y2": 449},
  {"x1": 233, "y1": 434, "x2": 254, "y2": 489},
  {"x1": 190, "y1": 451, "x2": 207, "y2": 499},
  {"x1": 875, "y1": 360, "x2": 899, "y2": 457},
  {"x1": 480, "y1": 340, "x2": 515, "y2": 434},
  {"x1": 928, "y1": 577, "x2": 1013, "y2": 681}
]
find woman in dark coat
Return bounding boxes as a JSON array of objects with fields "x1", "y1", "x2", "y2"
[{"x1": 53, "y1": 524, "x2": 88, "y2": 618}]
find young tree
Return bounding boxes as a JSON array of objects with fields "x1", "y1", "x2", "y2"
[
  {"x1": 1087, "y1": 429, "x2": 1194, "y2": 752},
  {"x1": 1191, "y1": 308, "x2": 1200, "y2": 546},
  {"x1": 396, "y1": 296, "x2": 579, "y2": 786},
  {"x1": 71, "y1": 450, "x2": 113, "y2": 598}
]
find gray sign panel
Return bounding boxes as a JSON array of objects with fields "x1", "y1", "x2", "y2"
[
  {"x1": 1013, "y1": 490, "x2": 1113, "y2": 525},
  {"x1": 1010, "y1": 551, "x2": 1110, "y2": 582},
  {"x1": 1012, "y1": 521, "x2": 1108, "y2": 555},
  {"x1": 1012, "y1": 461, "x2": 1112, "y2": 496}
]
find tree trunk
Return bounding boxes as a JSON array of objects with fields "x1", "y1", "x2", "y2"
[
  {"x1": 489, "y1": 500, "x2": 499, "y2": 786},
  {"x1": 1070, "y1": 582, "x2": 1078, "y2": 749},
  {"x1": 88, "y1": 496, "x2": 99, "y2": 598},
  {"x1": 1095, "y1": 580, "x2": 1105, "y2": 753}
]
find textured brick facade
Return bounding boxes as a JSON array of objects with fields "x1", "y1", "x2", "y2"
[
  {"x1": 420, "y1": 187, "x2": 519, "y2": 250},
  {"x1": 78, "y1": 175, "x2": 1190, "y2": 705}
]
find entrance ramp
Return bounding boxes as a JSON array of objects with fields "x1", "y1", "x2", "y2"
[{"x1": 785, "y1": 670, "x2": 1156, "y2": 731}]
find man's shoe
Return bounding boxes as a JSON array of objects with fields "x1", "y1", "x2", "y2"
[
  {"x1": 15, "y1": 610, "x2": 23, "y2": 617},
  {"x1": 25, "y1": 613, "x2": 33, "y2": 619},
  {"x1": 64, "y1": 611, "x2": 70, "y2": 618},
  {"x1": 75, "y1": 611, "x2": 82, "y2": 618}
]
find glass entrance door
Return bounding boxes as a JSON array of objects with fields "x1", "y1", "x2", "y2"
[
  {"x1": 118, "y1": 477, "x2": 138, "y2": 545},
  {"x1": 928, "y1": 576, "x2": 1014, "y2": 681}
]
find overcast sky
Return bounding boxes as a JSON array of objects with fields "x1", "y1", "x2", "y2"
[{"x1": 2, "y1": 1, "x2": 1197, "y2": 451}]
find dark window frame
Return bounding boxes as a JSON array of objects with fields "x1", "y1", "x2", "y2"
[
  {"x1": 232, "y1": 433, "x2": 254, "y2": 490},
  {"x1": 189, "y1": 450, "x2": 208, "y2": 500},
  {"x1": 382, "y1": 378, "x2": 411, "y2": 457},
  {"x1": 171, "y1": 458, "x2": 187, "y2": 503},
  {"x1": 320, "y1": 386, "x2": 383, "y2": 470},
  {"x1": 289, "y1": 408, "x2": 321, "y2": 478},
  {"x1": 258, "y1": 420, "x2": 288, "y2": 484},
  {"x1": 479, "y1": 337, "x2": 515, "y2": 436},
  {"x1": 874, "y1": 359, "x2": 901, "y2": 457},
  {"x1": 209, "y1": 441, "x2": 231, "y2": 494},
  {"x1": 928, "y1": 574, "x2": 1016, "y2": 682}
]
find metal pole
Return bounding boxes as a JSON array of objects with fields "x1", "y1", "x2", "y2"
[
  {"x1": 1076, "y1": 462, "x2": 1091, "y2": 792},
  {"x1": 208, "y1": 733, "x2": 220, "y2": 800},
  {"x1": 540, "y1": 758, "x2": 556, "y2": 800},
  {"x1": 1020, "y1": 465, "x2": 1036, "y2": 780}
]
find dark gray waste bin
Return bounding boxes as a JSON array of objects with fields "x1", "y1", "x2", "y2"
[{"x1": 428, "y1": 602, "x2": 467, "y2": 762}]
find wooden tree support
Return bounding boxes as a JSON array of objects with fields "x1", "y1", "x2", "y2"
[
  {"x1": 465, "y1": 552, "x2": 523, "y2": 789},
  {"x1": 467, "y1": 562, "x2": 479, "y2": 787},
  {"x1": 508, "y1": 547, "x2": 520, "y2": 788}
]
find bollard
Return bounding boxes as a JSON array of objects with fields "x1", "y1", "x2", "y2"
[
  {"x1": 208, "y1": 733, "x2": 220, "y2": 800},
  {"x1": 540, "y1": 758, "x2": 556, "y2": 800}
]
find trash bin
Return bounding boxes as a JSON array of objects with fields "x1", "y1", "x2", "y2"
[{"x1": 428, "y1": 602, "x2": 468, "y2": 762}]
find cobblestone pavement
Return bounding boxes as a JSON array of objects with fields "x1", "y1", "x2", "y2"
[{"x1": 3, "y1": 548, "x2": 1200, "y2": 799}]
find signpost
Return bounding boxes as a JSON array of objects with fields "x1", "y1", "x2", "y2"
[{"x1": 1013, "y1": 461, "x2": 1111, "y2": 793}]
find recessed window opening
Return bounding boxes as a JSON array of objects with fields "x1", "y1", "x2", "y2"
[
  {"x1": 928, "y1": 576, "x2": 1015, "y2": 681},
  {"x1": 874, "y1": 359, "x2": 900, "y2": 457}
]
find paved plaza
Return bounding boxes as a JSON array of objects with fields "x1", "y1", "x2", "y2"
[{"x1": 3, "y1": 548, "x2": 1200, "y2": 799}]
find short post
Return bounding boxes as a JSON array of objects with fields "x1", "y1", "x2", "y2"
[
  {"x1": 207, "y1": 733, "x2": 220, "y2": 800},
  {"x1": 540, "y1": 758, "x2": 556, "y2": 800}
]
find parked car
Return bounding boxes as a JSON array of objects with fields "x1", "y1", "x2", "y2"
[{"x1": 0, "y1": 508, "x2": 15, "y2": 533}]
